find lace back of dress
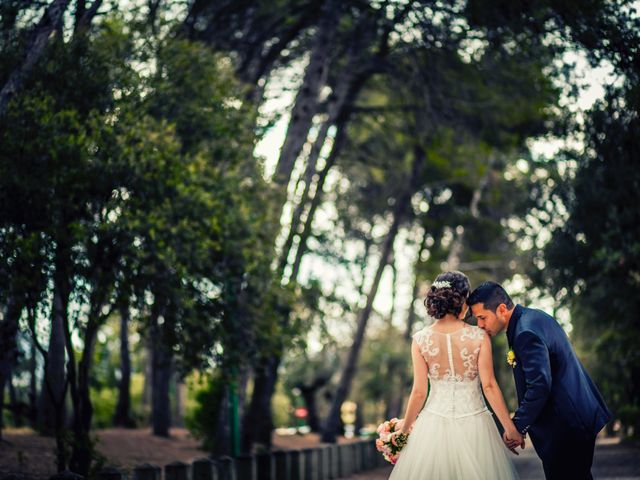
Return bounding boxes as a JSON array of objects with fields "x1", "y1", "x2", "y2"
[{"x1": 413, "y1": 325, "x2": 485, "y2": 382}]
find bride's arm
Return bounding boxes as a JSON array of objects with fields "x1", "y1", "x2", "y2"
[
  {"x1": 478, "y1": 333, "x2": 524, "y2": 449},
  {"x1": 399, "y1": 339, "x2": 429, "y2": 435}
]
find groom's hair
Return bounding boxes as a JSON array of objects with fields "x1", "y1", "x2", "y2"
[{"x1": 467, "y1": 281, "x2": 514, "y2": 311}]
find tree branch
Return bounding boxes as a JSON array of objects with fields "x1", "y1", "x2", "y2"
[{"x1": 0, "y1": 0, "x2": 71, "y2": 115}]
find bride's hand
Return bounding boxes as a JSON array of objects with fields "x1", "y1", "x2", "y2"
[
  {"x1": 389, "y1": 429, "x2": 410, "y2": 448},
  {"x1": 395, "y1": 418, "x2": 413, "y2": 435},
  {"x1": 503, "y1": 427, "x2": 525, "y2": 454}
]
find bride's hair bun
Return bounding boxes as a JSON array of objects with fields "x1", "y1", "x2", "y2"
[{"x1": 424, "y1": 271, "x2": 471, "y2": 319}]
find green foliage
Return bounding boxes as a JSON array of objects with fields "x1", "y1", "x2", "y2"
[
  {"x1": 184, "y1": 372, "x2": 225, "y2": 451},
  {"x1": 90, "y1": 387, "x2": 118, "y2": 429},
  {"x1": 118, "y1": 34, "x2": 286, "y2": 376},
  {"x1": 354, "y1": 326, "x2": 411, "y2": 423},
  {"x1": 272, "y1": 381, "x2": 294, "y2": 428},
  {"x1": 0, "y1": 7, "x2": 285, "y2": 377},
  {"x1": 1, "y1": 0, "x2": 636, "y2": 458},
  {"x1": 88, "y1": 316, "x2": 148, "y2": 427},
  {"x1": 0, "y1": 6, "x2": 286, "y2": 466},
  {"x1": 535, "y1": 88, "x2": 640, "y2": 435}
]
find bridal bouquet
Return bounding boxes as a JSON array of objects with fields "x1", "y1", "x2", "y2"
[{"x1": 375, "y1": 418, "x2": 410, "y2": 464}]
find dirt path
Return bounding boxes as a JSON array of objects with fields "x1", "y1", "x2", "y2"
[{"x1": 0, "y1": 427, "x2": 363, "y2": 479}]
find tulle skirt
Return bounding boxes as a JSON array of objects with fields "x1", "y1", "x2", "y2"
[{"x1": 388, "y1": 409, "x2": 519, "y2": 480}]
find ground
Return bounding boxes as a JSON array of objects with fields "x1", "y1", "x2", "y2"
[
  {"x1": 1, "y1": 429, "x2": 638, "y2": 479},
  {"x1": 0, "y1": 427, "x2": 361, "y2": 478},
  {"x1": 345, "y1": 437, "x2": 640, "y2": 479}
]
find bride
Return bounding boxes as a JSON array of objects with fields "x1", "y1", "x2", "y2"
[{"x1": 388, "y1": 271, "x2": 520, "y2": 479}]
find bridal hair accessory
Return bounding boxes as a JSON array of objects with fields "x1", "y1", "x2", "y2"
[
  {"x1": 432, "y1": 280, "x2": 452, "y2": 289},
  {"x1": 507, "y1": 349, "x2": 517, "y2": 368},
  {"x1": 376, "y1": 418, "x2": 410, "y2": 464}
]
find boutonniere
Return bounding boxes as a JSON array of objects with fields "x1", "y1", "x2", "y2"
[{"x1": 507, "y1": 349, "x2": 517, "y2": 368}]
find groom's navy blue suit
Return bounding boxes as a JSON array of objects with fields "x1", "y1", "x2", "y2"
[{"x1": 507, "y1": 304, "x2": 612, "y2": 480}]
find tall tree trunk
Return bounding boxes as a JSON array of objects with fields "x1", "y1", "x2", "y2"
[
  {"x1": 150, "y1": 313, "x2": 172, "y2": 437},
  {"x1": 297, "y1": 375, "x2": 330, "y2": 433},
  {"x1": 241, "y1": 355, "x2": 279, "y2": 451},
  {"x1": 67, "y1": 265, "x2": 118, "y2": 475},
  {"x1": 213, "y1": 383, "x2": 232, "y2": 456},
  {"x1": 446, "y1": 156, "x2": 494, "y2": 269},
  {"x1": 242, "y1": 6, "x2": 396, "y2": 452},
  {"x1": 28, "y1": 303, "x2": 68, "y2": 471},
  {"x1": 272, "y1": 0, "x2": 337, "y2": 188},
  {"x1": 241, "y1": 122, "x2": 344, "y2": 452},
  {"x1": 8, "y1": 367, "x2": 23, "y2": 427},
  {"x1": 237, "y1": 365, "x2": 250, "y2": 423},
  {"x1": 0, "y1": 297, "x2": 21, "y2": 440},
  {"x1": 142, "y1": 345, "x2": 152, "y2": 412},
  {"x1": 0, "y1": 0, "x2": 71, "y2": 115},
  {"x1": 321, "y1": 147, "x2": 426, "y2": 443},
  {"x1": 54, "y1": 238, "x2": 82, "y2": 463},
  {"x1": 277, "y1": 57, "x2": 363, "y2": 279},
  {"x1": 241, "y1": 70, "x2": 369, "y2": 450},
  {"x1": 70, "y1": 311, "x2": 102, "y2": 476},
  {"x1": 404, "y1": 228, "x2": 429, "y2": 340},
  {"x1": 72, "y1": 0, "x2": 103, "y2": 35},
  {"x1": 277, "y1": 120, "x2": 330, "y2": 278},
  {"x1": 289, "y1": 125, "x2": 347, "y2": 282},
  {"x1": 300, "y1": 386, "x2": 321, "y2": 432},
  {"x1": 288, "y1": 53, "x2": 377, "y2": 282},
  {"x1": 113, "y1": 304, "x2": 134, "y2": 427},
  {"x1": 38, "y1": 275, "x2": 68, "y2": 436},
  {"x1": 354, "y1": 401, "x2": 364, "y2": 436},
  {"x1": 387, "y1": 257, "x2": 398, "y2": 327},
  {"x1": 172, "y1": 373, "x2": 185, "y2": 428},
  {"x1": 29, "y1": 332, "x2": 38, "y2": 425}
]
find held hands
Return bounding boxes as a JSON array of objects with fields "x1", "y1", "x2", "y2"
[{"x1": 502, "y1": 428, "x2": 525, "y2": 455}]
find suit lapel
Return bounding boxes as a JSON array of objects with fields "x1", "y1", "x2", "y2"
[
  {"x1": 507, "y1": 304, "x2": 525, "y2": 401},
  {"x1": 506, "y1": 304, "x2": 523, "y2": 348}
]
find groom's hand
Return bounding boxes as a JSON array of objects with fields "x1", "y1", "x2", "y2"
[{"x1": 503, "y1": 431, "x2": 525, "y2": 455}]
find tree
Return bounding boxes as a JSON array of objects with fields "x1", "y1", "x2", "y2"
[
  {"x1": 316, "y1": 22, "x2": 559, "y2": 438},
  {"x1": 0, "y1": 9, "x2": 284, "y2": 472},
  {"x1": 534, "y1": 87, "x2": 640, "y2": 436}
]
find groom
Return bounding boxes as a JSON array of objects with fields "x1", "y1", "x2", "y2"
[{"x1": 468, "y1": 282, "x2": 612, "y2": 480}]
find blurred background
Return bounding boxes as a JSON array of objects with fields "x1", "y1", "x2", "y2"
[{"x1": 0, "y1": 0, "x2": 638, "y2": 477}]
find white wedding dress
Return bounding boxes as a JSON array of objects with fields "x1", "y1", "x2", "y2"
[{"x1": 388, "y1": 324, "x2": 519, "y2": 480}]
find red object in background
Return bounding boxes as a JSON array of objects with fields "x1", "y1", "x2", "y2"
[{"x1": 294, "y1": 407, "x2": 308, "y2": 419}]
